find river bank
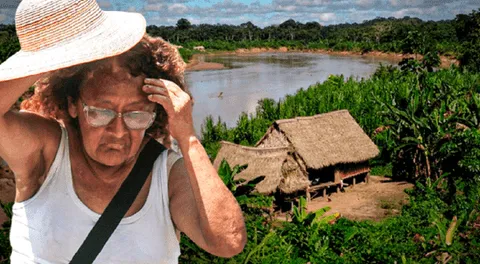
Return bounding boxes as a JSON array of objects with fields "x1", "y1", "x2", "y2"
[{"x1": 185, "y1": 47, "x2": 459, "y2": 71}]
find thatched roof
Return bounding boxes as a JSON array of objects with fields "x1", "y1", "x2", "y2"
[
  {"x1": 255, "y1": 110, "x2": 379, "y2": 169},
  {"x1": 213, "y1": 141, "x2": 309, "y2": 194}
]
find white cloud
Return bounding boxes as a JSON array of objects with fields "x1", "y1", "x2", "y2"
[
  {"x1": 389, "y1": 0, "x2": 399, "y2": 6},
  {"x1": 356, "y1": 0, "x2": 376, "y2": 8},
  {"x1": 276, "y1": 5, "x2": 297, "y2": 12},
  {"x1": 392, "y1": 7, "x2": 424, "y2": 18},
  {"x1": 145, "y1": 3, "x2": 165, "y2": 11},
  {"x1": 294, "y1": 0, "x2": 332, "y2": 6},
  {"x1": 318, "y1": 12, "x2": 336, "y2": 22},
  {"x1": 168, "y1": 3, "x2": 188, "y2": 14}
]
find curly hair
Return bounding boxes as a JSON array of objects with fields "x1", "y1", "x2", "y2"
[{"x1": 20, "y1": 34, "x2": 188, "y2": 144}]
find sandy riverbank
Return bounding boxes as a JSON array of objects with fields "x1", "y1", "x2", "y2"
[
  {"x1": 185, "y1": 47, "x2": 459, "y2": 71},
  {"x1": 185, "y1": 56, "x2": 226, "y2": 71}
]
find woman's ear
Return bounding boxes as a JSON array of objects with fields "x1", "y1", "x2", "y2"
[{"x1": 67, "y1": 96, "x2": 78, "y2": 119}]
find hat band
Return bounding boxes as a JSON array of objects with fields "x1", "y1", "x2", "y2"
[{"x1": 17, "y1": 0, "x2": 105, "y2": 51}]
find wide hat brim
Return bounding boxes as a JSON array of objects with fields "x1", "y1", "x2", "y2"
[{"x1": 0, "y1": 11, "x2": 146, "y2": 82}]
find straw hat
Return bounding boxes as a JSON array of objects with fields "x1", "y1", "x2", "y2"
[{"x1": 0, "y1": 0, "x2": 146, "y2": 81}]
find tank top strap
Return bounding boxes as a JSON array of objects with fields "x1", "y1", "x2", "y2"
[{"x1": 151, "y1": 148, "x2": 182, "y2": 223}]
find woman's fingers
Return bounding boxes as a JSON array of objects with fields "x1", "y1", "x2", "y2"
[
  {"x1": 144, "y1": 78, "x2": 182, "y2": 97},
  {"x1": 161, "y1": 79, "x2": 183, "y2": 96},
  {"x1": 144, "y1": 77, "x2": 192, "y2": 110},
  {"x1": 143, "y1": 85, "x2": 168, "y2": 95},
  {"x1": 148, "y1": 94, "x2": 173, "y2": 113},
  {"x1": 144, "y1": 78, "x2": 166, "y2": 88}
]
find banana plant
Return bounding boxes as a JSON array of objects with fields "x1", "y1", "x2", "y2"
[
  {"x1": 373, "y1": 69, "x2": 466, "y2": 182},
  {"x1": 217, "y1": 159, "x2": 270, "y2": 209},
  {"x1": 291, "y1": 197, "x2": 340, "y2": 226}
]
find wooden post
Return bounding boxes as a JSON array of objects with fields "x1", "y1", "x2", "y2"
[
  {"x1": 336, "y1": 185, "x2": 340, "y2": 193},
  {"x1": 306, "y1": 187, "x2": 311, "y2": 202},
  {"x1": 323, "y1": 188, "x2": 327, "y2": 201},
  {"x1": 366, "y1": 173, "x2": 370, "y2": 184},
  {"x1": 353, "y1": 177, "x2": 356, "y2": 187}
]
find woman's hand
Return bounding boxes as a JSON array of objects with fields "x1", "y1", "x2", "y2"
[{"x1": 143, "y1": 78, "x2": 195, "y2": 140}]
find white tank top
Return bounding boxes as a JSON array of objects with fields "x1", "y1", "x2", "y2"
[{"x1": 9, "y1": 124, "x2": 181, "y2": 263}]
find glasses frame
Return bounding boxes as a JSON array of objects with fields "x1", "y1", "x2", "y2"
[{"x1": 80, "y1": 98, "x2": 157, "y2": 130}]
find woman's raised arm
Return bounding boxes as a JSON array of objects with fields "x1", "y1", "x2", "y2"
[
  {"x1": 143, "y1": 78, "x2": 247, "y2": 257},
  {"x1": 0, "y1": 73, "x2": 61, "y2": 201},
  {"x1": 0, "y1": 74, "x2": 45, "y2": 115}
]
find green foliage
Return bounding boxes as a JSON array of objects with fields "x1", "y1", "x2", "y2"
[
  {"x1": 422, "y1": 51, "x2": 441, "y2": 72},
  {"x1": 455, "y1": 9, "x2": 480, "y2": 72},
  {"x1": 0, "y1": 202, "x2": 12, "y2": 263},
  {"x1": 178, "y1": 48, "x2": 193, "y2": 63},
  {"x1": 291, "y1": 197, "x2": 338, "y2": 227},
  {"x1": 176, "y1": 18, "x2": 192, "y2": 31},
  {"x1": 143, "y1": 16, "x2": 462, "y2": 57},
  {"x1": 370, "y1": 163, "x2": 393, "y2": 177},
  {"x1": 459, "y1": 41, "x2": 480, "y2": 72},
  {"x1": 217, "y1": 159, "x2": 273, "y2": 210},
  {"x1": 0, "y1": 25, "x2": 20, "y2": 64}
]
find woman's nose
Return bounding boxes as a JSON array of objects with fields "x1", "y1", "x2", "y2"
[{"x1": 107, "y1": 115, "x2": 128, "y2": 137}]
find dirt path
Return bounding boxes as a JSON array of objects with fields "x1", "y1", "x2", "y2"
[{"x1": 305, "y1": 176, "x2": 414, "y2": 221}]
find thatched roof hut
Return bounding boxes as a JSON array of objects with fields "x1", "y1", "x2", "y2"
[
  {"x1": 214, "y1": 110, "x2": 379, "y2": 195},
  {"x1": 213, "y1": 142, "x2": 310, "y2": 194},
  {"x1": 255, "y1": 110, "x2": 379, "y2": 170}
]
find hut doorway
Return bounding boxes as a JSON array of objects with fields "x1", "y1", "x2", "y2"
[{"x1": 308, "y1": 166, "x2": 335, "y2": 186}]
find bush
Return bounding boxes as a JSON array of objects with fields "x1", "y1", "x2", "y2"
[{"x1": 178, "y1": 48, "x2": 194, "y2": 63}]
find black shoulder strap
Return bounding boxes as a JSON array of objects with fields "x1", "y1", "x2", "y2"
[{"x1": 70, "y1": 138, "x2": 166, "y2": 264}]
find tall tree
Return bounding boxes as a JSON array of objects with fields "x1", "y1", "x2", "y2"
[
  {"x1": 455, "y1": 9, "x2": 480, "y2": 71},
  {"x1": 240, "y1": 21, "x2": 258, "y2": 41},
  {"x1": 176, "y1": 18, "x2": 192, "y2": 31}
]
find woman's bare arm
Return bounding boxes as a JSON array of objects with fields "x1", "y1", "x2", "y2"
[
  {"x1": 0, "y1": 74, "x2": 61, "y2": 201},
  {"x1": 143, "y1": 78, "x2": 246, "y2": 257},
  {"x1": 168, "y1": 137, "x2": 247, "y2": 258}
]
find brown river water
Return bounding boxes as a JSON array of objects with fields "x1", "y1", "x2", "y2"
[{"x1": 185, "y1": 52, "x2": 397, "y2": 136}]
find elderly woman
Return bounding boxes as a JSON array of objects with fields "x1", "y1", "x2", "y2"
[{"x1": 0, "y1": 0, "x2": 246, "y2": 263}]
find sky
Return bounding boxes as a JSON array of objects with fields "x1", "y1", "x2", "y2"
[{"x1": 1, "y1": 0, "x2": 479, "y2": 28}]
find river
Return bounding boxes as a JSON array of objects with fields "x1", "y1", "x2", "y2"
[{"x1": 185, "y1": 52, "x2": 397, "y2": 135}]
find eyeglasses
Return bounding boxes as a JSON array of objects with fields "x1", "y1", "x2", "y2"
[{"x1": 81, "y1": 99, "x2": 156, "y2": 130}]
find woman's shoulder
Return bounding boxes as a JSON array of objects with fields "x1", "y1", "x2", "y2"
[
  {"x1": 166, "y1": 149, "x2": 182, "y2": 177},
  {"x1": 18, "y1": 110, "x2": 63, "y2": 155}
]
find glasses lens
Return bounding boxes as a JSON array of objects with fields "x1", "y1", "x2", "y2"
[
  {"x1": 85, "y1": 107, "x2": 116, "y2": 127},
  {"x1": 123, "y1": 111, "x2": 155, "y2": 130}
]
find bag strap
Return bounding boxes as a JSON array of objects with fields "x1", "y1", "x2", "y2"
[{"x1": 70, "y1": 138, "x2": 166, "y2": 264}]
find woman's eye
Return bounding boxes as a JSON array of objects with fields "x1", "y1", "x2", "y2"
[{"x1": 89, "y1": 108, "x2": 113, "y2": 119}]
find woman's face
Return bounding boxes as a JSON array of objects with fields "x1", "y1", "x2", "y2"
[{"x1": 68, "y1": 61, "x2": 156, "y2": 167}]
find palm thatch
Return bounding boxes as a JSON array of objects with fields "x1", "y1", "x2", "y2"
[
  {"x1": 213, "y1": 142, "x2": 310, "y2": 194},
  {"x1": 255, "y1": 110, "x2": 379, "y2": 169}
]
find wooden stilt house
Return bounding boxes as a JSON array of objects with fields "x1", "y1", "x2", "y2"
[{"x1": 213, "y1": 110, "x2": 379, "y2": 196}]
